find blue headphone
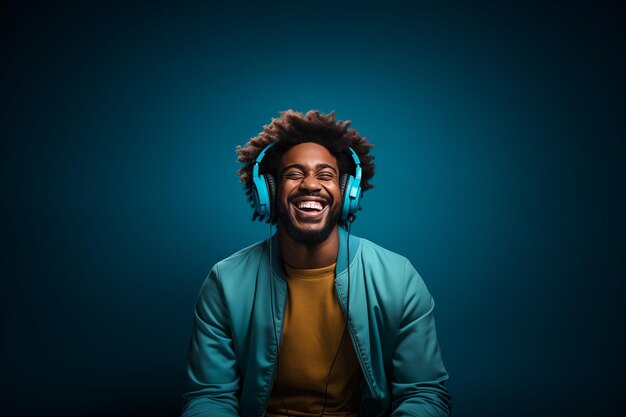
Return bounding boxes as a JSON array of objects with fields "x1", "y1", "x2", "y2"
[{"x1": 251, "y1": 142, "x2": 363, "y2": 225}]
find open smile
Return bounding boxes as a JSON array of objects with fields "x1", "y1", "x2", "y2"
[{"x1": 289, "y1": 198, "x2": 330, "y2": 221}]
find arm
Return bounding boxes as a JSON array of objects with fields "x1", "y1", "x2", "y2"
[
  {"x1": 181, "y1": 265, "x2": 240, "y2": 417},
  {"x1": 390, "y1": 260, "x2": 452, "y2": 417}
]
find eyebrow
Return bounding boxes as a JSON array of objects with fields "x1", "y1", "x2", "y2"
[{"x1": 281, "y1": 163, "x2": 338, "y2": 175}]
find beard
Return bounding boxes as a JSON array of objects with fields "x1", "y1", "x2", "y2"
[{"x1": 276, "y1": 197, "x2": 342, "y2": 246}]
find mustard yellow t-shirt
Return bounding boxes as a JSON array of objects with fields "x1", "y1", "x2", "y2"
[{"x1": 265, "y1": 263, "x2": 361, "y2": 417}]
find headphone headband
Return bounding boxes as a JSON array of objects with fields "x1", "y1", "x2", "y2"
[
  {"x1": 251, "y1": 142, "x2": 277, "y2": 222},
  {"x1": 255, "y1": 142, "x2": 276, "y2": 164}
]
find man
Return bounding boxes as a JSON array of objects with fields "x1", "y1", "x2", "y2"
[{"x1": 181, "y1": 110, "x2": 451, "y2": 417}]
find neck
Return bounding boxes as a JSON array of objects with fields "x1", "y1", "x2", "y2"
[{"x1": 277, "y1": 225, "x2": 339, "y2": 269}]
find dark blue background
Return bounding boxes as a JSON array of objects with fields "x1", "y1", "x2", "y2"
[{"x1": 2, "y1": 1, "x2": 624, "y2": 416}]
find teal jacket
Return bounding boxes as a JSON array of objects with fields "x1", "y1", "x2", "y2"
[{"x1": 182, "y1": 228, "x2": 451, "y2": 417}]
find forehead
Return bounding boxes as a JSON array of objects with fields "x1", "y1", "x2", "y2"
[{"x1": 279, "y1": 142, "x2": 338, "y2": 169}]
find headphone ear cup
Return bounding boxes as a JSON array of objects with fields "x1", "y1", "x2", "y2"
[
  {"x1": 265, "y1": 173, "x2": 277, "y2": 223},
  {"x1": 339, "y1": 173, "x2": 349, "y2": 203},
  {"x1": 339, "y1": 173, "x2": 351, "y2": 223}
]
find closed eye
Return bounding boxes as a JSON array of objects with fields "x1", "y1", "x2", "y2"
[
  {"x1": 317, "y1": 173, "x2": 335, "y2": 180},
  {"x1": 283, "y1": 172, "x2": 304, "y2": 180}
]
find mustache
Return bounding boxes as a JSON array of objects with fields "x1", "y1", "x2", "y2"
[{"x1": 288, "y1": 192, "x2": 332, "y2": 204}]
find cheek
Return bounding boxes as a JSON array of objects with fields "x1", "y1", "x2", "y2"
[
  {"x1": 328, "y1": 184, "x2": 342, "y2": 203},
  {"x1": 279, "y1": 182, "x2": 297, "y2": 202}
]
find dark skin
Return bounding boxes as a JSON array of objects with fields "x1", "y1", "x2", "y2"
[{"x1": 277, "y1": 142, "x2": 343, "y2": 269}]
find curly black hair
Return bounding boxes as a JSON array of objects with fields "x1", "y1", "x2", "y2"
[{"x1": 236, "y1": 109, "x2": 375, "y2": 222}]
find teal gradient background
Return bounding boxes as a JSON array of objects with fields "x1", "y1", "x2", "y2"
[{"x1": 2, "y1": 2, "x2": 624, "y2": 416}]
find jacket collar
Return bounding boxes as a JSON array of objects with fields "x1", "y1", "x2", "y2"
[{"x1": 269, "y1": 225, "x2": 361, "y2": 280}]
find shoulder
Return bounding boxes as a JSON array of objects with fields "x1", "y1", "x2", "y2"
[
  {"x1": 357, "y1": 237, "x2": 412, "y2": 279},
  {"x1": 358, "y1": 237, "x2": 410, "y2": 265},
  {"x1": 357, "y1": 237, "x2": 428, "y2": 292},
  {"x1": 199, "y1": 239, "x2": 267, "y2": 289},
  {"x1": 213, "y1": 239, "x2": 266, "y2": 274},
  {"x1": 197, "y1": 239, "x2": 267, "y2": 302}
]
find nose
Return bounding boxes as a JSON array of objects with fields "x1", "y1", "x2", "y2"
[{"x1": 299, "y1": 174, "x2": 322, "y2": 192}]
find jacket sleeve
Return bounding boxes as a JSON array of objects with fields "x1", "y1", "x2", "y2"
[
  {"x1": 390, "y1": 259, "x2": 452, "y2": 417},
  {"x1": 181, "y1": 265, "x2": 240, "y2": 417}
]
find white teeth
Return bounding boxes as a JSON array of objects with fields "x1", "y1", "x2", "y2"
[{"x1": 297, "y1": 201, "x2": 323, "y2": 211}]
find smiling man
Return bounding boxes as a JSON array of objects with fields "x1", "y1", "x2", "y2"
[{"x1": 181, "y1": 110, "x2": 451, "y2": 417}]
